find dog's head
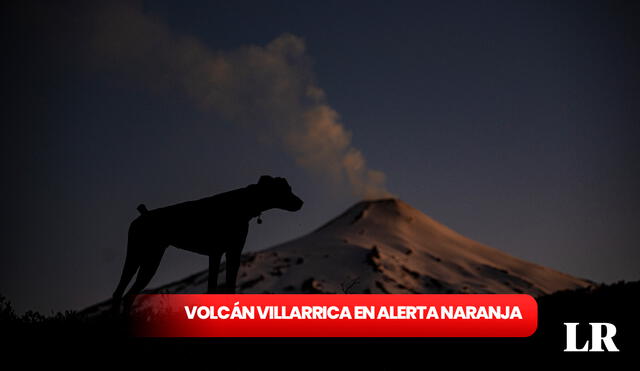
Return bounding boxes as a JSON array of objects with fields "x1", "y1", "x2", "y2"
[{"x1": 257, "y1": 175, "x2": 304, "y2": 212}]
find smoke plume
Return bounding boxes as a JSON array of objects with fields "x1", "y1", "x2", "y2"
[{"x1": 91, "y1": 2, "x2": 388, "y2": 198}]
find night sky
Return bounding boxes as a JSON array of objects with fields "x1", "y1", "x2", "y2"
[{"x1": 2, "y1": 0, "x2": 639, "y2": 313}]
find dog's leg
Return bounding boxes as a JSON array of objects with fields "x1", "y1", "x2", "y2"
[
  {"x1": 112, "y1": 232, "x2": 141, "y2": 314},
  {"x1": 207, "y1": 252, "x2": 222, "y2": 294},
  {"x1": 225, "y1": 248, "x2": 242, "y2": 294},
  {"x1": 122, "y1": 247, "x2": 166, "y2": 313},
  {"x1": 112, "y1": 255, "x2": 139, "y2": 314}
]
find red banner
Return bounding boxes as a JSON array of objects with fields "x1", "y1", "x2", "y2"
[{"x1": 132, "y1": 294, "x2": 537, "y2": 337}]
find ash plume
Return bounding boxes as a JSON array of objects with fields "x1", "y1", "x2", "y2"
[{"x1": 90, "y1": 2, "x2": 389, "y2": 199}]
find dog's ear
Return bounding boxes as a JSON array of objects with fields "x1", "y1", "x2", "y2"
[
  {"x1": 258, "y1": 175, "x2": 273, "y2": 185},
  {"x1": 274, "y1": 177, "x2": 290, "y2": 187}
]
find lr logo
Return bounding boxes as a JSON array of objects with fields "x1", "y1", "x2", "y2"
[{"x1": 564, "y1": 323, "x2": 619, "y2": 352}]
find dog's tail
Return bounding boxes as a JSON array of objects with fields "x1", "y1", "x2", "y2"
[{"x1": 137, "y1": 204, "x2": 149, "y2": 215}]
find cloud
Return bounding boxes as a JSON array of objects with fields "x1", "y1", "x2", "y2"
[{"x1": 90, "y1": 2, "x2": 389, "y2": 199}]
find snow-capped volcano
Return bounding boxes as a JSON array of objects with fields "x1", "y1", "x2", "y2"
[
  {"x1": 82, "y1": 198, "x2": 591, "y2": 315},
  {"x1": 226, "y1": 198, "x2": 590, "y2": 296}
]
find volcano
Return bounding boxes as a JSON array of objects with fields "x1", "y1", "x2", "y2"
[{"x1": 83, "y1": 199, "x2": 591, "y2": 315}]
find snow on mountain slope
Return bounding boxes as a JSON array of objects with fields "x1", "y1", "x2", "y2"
[{"x1": 82, "y1": 198, "x2": 591, "y2": 316}]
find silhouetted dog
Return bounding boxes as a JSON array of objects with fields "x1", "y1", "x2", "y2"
[{"x1": 112, "y1": 175, "x2": 303, "y2": 313}]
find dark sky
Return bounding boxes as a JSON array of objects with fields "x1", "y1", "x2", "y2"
[{"x1": 2, "y1": 0, "x2": 639, "y2": 313}]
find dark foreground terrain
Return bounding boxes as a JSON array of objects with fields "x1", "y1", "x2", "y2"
[{"x1": 2, "y1": 281, "x2": 637, "y2": 359}]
